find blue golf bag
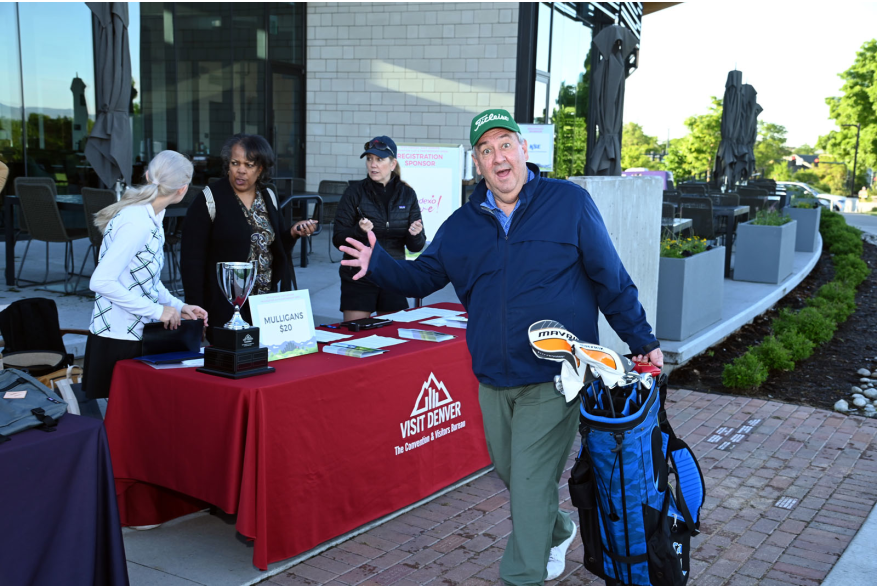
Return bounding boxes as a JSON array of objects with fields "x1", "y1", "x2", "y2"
[{"x1": 569, "y1": 373, "x2": 705, "y2": 585}]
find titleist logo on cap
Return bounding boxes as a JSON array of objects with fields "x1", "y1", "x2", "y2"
[{"x1": 474, "y1": 112, "x2": 510, "y2": 130}]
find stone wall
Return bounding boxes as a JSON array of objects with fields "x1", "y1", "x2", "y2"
[{"x1": 305, "y1": 2, "x2": 518, "y2": 190}]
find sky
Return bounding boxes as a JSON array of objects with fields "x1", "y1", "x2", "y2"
[{"x1": 624, "y1": 2, "x2": 877, "y2": 149}]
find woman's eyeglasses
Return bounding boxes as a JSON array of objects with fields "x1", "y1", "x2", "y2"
[{"x1": 364, "y1": 140, "x2": 393, "y2": 154}]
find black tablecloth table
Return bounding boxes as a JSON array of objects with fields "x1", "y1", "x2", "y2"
[{"x1": 0, "y1": 414, "x2": 129, "y2": 586}]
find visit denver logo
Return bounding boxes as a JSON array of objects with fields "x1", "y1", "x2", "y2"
[{"x1": 395, "y1": 372, "x2": 466, "y2": 456}]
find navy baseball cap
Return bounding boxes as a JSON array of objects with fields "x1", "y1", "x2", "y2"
[{"x1": 360, "y1": 136, "x2": 397, "y2": 159}]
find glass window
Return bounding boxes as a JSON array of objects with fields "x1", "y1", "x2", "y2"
[
  {"x1": 0, "y1": 3, "x2": 23, "y2": 193},
  {"x1": 18, "y1": 2, "x2": 97, "y2": 193},
  {"x1": 533, "y1": 79, "x2": 548, "y2": 124},
  {"x1": 535, "y1": 3, "x2": 551, "y2": 74}
]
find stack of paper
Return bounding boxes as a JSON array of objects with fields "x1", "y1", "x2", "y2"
[
  {"x1": 398, "y1": 329, "x2": 455, "y2": 342},
  {"x1": 322, "y1": 344, "x2": 387, "y2": 358}
]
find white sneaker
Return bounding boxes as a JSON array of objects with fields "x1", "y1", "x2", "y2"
[
  {"x1": 130, "y1": 524, "x2": 161, "y2": 531},
  {"x1": 545, "y1": 521, "x2": 576, "y2": 581}
]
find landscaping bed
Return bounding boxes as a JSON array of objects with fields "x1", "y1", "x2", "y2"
[{"x1": 670, "y1": 238, "x2": 877, "y2": 411}]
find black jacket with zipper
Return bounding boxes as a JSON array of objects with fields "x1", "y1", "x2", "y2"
[
  {"x1": 180, "y1": 177, "x2": 298, "y2": 336},
  {"x1": 332, "y1": 176, "x2": 427, "y2": 261}
]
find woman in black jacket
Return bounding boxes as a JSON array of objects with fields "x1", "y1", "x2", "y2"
[
  {"x1": 181, "y1": 134, "x2": 317, "y2": 341},
  {"x1": 333, "y1": 136, "x2": 426, "y2": 321}
]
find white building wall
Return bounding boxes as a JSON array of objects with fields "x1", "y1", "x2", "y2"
[{"x1": 306, "y1": 2, "x2": 519, "y2": 190}]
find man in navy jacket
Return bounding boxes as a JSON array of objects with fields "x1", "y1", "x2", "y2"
[{"x1": 341, "y1": 109, "x2": 662, "y2": 585}]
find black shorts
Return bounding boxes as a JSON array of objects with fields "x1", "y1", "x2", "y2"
[
  {"x1": 339, "y1": 267, "x2": 409, "y2": 314},
  {"x1": 81, "y1": 333, "x2": 143, "y2": 400}
]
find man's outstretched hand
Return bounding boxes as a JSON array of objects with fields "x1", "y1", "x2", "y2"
[{"x1": 339, "y1": 230, "x2": 376, "y2": 280}]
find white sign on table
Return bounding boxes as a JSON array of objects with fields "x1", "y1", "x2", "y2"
[
  {"x1": 248, "y1": 290, "x2": 317, "y2": 361},
  {"x1": 396, "y1": 143, "x2": 463, "y2": 246},
  {"x1": 519, "y1": 124, "x2": 555, "y2": 173}
]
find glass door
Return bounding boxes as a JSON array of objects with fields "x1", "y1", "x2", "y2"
[{"x1": 269, "y1": 62, "x2": 305, "y2": 185}]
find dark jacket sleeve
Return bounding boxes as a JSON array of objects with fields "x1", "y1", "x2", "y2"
[
  {"x1": 180, "y1": 191, "x2": 212, "y2": 307},
  {"x1": 404, "y1": 186, "x2": 427, "y2": 253},
  {"x1": 268, "y1": 190, "x2": 297, "y2": 253},
  {"x1": 332, "y1": 184, "x2": 366, "y2": 250}
]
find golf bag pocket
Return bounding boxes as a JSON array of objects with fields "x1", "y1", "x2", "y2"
[
  {"x1": 646, "y1": 519, "x2": 685, "y2": 586},
  {"x1": 569, "y1": 454, "x2": 604, "y2": 575}
]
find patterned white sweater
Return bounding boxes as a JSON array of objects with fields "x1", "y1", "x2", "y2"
[{"x1": 89, "y1": 203, "x2": 184, "y2": 341}]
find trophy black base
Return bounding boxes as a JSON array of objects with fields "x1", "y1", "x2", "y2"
[{"x1": 197, "y1": 345, "x2": 275, "y2": 379}]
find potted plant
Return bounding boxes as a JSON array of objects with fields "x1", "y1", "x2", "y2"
[
  {"x1": 733, "y1": 209, "x2": 797, "y2": 284},
  {"x1": 786, "y1": 198, "x2": 821, "y2": 253},
  {"x1": 656, "y1": 236, "x2": 724, "y2": 341}
]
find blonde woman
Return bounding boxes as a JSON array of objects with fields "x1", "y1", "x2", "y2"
[
  {"x1": 332, "y1": 136, "x2": 426, "y2": 321},
  {"x1": 82, "y1": 150, "x2": 208, "y2": 400}
]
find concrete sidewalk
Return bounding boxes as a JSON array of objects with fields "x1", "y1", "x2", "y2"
[{"x1": 256, "y1": 390, "x2": 877, "y2": 586}]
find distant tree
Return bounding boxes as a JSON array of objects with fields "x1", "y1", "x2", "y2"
[
  {"x1": 663, "y1": 97, "x2": 723, "y2": 182},
  {"x1": 817, "y1": 38, "x2": 877, "y2": 193},
  {"x1": 793, "y1": 143, "x2": 816, "y2": 155},
  {"x1": 754, "y1": 121, "x2": 791, "y2": 172},
  {"x1": 621, "y1": 122, "x2": 665, "y2": 171},
  {"x1": 551, "y1": 104, "x2": 587, "y2": 179}
]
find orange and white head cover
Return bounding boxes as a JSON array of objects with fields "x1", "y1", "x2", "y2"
[{"x1": 528, "y1": 320, "x2": 648, "y2": 402}]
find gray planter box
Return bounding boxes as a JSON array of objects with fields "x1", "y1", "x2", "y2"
[
  {"x1": 786, "y1": 206, "x2": 821, "y2": 252},
  {"x1": 656, "y1": 246, "x2": 724, "y2": 341},
  {"x1": 733, "y1": 220, "x2": 797, "y2": 284}
]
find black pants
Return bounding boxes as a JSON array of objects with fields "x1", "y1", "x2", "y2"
[
  {"x1": 81, "y1": 334, "x2": 143, "y2": 399},
  {"x1": 339, "y1": 267, "x2": 408, "y2": 314}
]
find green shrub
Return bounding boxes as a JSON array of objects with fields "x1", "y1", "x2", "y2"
[
  {"x1": 753, "y1": 335, "x2": 795, "y2": 371},
  {"x1": 772, "y1": 307, "x2": 836, "y2": 345},
  {"x1": 809, "y1": 281, "x2": 856, "y2": 323},
  {"x1": 828, "y1": 229, "x2": 863, "y2": 256},
  {"x1": 777, "y1": 330, "x2": 815, "y2": 362},
  {"x1": 834, "y1": 253, "x2": 871, "y2": 287},
  {"x1": 820, "y1": 208, "x2": 845, "y2": 232},
  {"x1": 722, "y1": 351, "x2": 769, "y2": 389},
  {"x1": 753, "y1": 209, "x2": 792, "y2": 226}
]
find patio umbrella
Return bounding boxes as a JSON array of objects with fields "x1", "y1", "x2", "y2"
[
  {"x1": 84, "y1": 3, "x2": 132, "y2": 188},
  {"x1": 712, "y1": 70, "x2": 744, "y2": 188},
  {"x1": 738, "y1": 84, "x2": 762, "y2": 182},
  {"x1": 585, "y1": 25, "x2": 639, "y2": 176}
]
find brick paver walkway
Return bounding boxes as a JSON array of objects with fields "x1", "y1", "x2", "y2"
[{"x1": 260, "y1": 390, "x2": 877, "y2": 586}]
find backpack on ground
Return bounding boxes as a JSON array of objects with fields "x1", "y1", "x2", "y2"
[
  {"x1": 529, "y1": 320, "x2": 705, "y2": 586},
  {"x1": 0, "y1": 368, "x2": 68, "y2": 443}
]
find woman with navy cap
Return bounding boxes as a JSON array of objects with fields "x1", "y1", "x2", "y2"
[{"x1": 333, "y1": 136, "x2": 426, "y2": 321}]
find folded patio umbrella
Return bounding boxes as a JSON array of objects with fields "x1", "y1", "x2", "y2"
[
  {"x1": 585, "y1": 25, "x2": 639, "y2": 176},
  {"x1": 85, "y1": 2, "x2": 133, "y2": 188},
  {"x1": 738, "y1": 84, "x2": 762, "y2": 182},
  {"x1": 712, "y1": 70, "x2": 743, "y2": 189}
]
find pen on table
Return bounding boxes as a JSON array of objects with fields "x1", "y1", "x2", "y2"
[{"x1": 319, "y1": 324, "x2": 339, "y2": 329}]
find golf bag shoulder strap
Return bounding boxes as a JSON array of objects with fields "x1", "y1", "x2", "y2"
[{"x1": 203, "y1": 186, "x2": 278, "y2": 223}]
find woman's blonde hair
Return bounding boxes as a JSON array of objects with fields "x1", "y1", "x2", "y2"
[{"x1": 94, "y1": 150, "x2": 193, "y2": 233}]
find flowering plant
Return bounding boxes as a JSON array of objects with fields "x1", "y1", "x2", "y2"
[{"x1": 660, "y1": 236, "x2": 710, "y2": 259}]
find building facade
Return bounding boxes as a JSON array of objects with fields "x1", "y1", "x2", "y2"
[{"x1": 0, "y1": 2, "x2": 642, "y2": 195}]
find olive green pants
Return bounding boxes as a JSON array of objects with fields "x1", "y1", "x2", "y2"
[{"x1": 478, "y1": 381, "x2": 580, "y2": 585}]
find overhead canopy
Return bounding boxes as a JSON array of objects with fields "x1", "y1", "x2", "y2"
[
  {"x1": 85, "y1": 2, "x2": 132, "y2": 188},
  {"x1": 585, "y1": 25, "x2": 639, "y2": 176}
]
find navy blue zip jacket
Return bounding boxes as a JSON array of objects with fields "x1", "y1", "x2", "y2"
[{"x1": 367, "y1": 163, "x2": 658, "y2": 388}]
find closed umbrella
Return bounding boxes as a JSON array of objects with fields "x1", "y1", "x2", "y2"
[
  {"x1": 585, "y1": 25, "x2": 639, "y2": 176},
  {"x1": 712, "y1": 70, "x2": 743, "y2": 188},
  {"x1": 738, "y1": 84, "x2": 762, "y2": 182},
  {"x1": 85, "y1": 3, "x2": 132, "y2": 189}
]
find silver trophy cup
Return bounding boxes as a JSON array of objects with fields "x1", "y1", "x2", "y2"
[{"x1": 217, "y1": 261, "x2": 257, "y2": 330}]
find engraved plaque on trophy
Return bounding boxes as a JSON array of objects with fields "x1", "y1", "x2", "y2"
[{"x1": 197, "y1": 261, "x2": 275, "y2": 379}]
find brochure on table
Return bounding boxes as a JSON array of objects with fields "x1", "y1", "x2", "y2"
[
  {"x1": 518, "y1": 124, "x2": 555, "y2": 173},
  {"x1": 396, "y1": 143, "x2": 463, "y2": 255},
  {"x1": 248, "y1": 290, "x2": 318, "y2": 361}
]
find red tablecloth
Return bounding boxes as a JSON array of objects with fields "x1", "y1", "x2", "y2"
[{"x1": 104, "y1": 304, "x2": 490, "y2": 570}]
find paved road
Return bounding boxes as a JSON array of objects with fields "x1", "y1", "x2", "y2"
[{"x1": 842, "y1": 212, "x2": 877, "y2": 236}]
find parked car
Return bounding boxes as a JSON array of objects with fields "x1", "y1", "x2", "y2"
[
  {"x1": 623, "y1": 168, "x2": 675, "y2": 190},
  {"x1": 775, "y1": 181, "x2": 852, "y2": 212}
]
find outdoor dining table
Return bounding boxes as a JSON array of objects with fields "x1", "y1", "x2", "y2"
[
  {"x1": 0, "y1": 414, "x2": 129, "y2": 585},
  {"x1": 104, "y1": 303, "x2": 491, "y2": 571},
  {"x1": 3, "y1": 193, "x2": 189, "y2": 286},
  {"x1": 713, "y1": 204, "x2": 750, "y2": 277},
  {"x1": 661, "y1": 217, "x2": 693, "y2": 237}
]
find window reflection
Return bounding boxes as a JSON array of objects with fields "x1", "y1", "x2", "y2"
[
  {"x1": 0, "y1": 3, "x2": 23, "y2": 193},
  {"x1": 18, "y1": 2, "x2": 97, "y2": 193}
]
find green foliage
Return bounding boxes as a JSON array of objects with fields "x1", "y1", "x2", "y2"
[
  {"x1": 752, "y1": 209, "x2": 792, "y2": 226},
  {"x1": 777, "y1": 330, "x2": 816, "y2": 362},
  {"x1": 816, "y1": 39, "x2": 877, "y2": 194},
  {"x1": 551, "y1": 105, "x2": 587, "y2": 179},
  {"x1": 833, "y1": 253, "x2": 871, "y2": 286},
  {"x1": 621, "y1": 123, "x2": 665, "y2": 171},
  {"x1": 809, "y1": 281, "x2": 857, "y2": 323},
  {"x1": 772, "y1": 307, "x2": 836, "y2": 345},
  {"x1": 753, "y1": 335, "x2": 795, "y2": 371},
  {"x1": 791, "y1": 169, "x2": 832, "y2": 194},
  {"x1": 659, "y1": 236, "x2": 708, "y2": 258},
  {"x1": 755, "y1": 122, "x2": 791, "y2": 173},
  {"x1": 663, "y1": 97, "x2": 723, "y2": 182},
  {"x1": 820, "y1": 209, "x2": 864, "y2": 256},
  {"x1": 794, "y1": 144, "x2": 817, "y2": 155},
  {"x1": 722, "y1": 351, "x2": 769, "y2": 389}
]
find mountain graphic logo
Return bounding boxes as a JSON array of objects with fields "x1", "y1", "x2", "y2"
[
  {"x1": 243, "y1": 334, "x2": 253, "y2": 344},
  {"x1": 410, "y1": 372, "x2": 453, "y2": 417}
]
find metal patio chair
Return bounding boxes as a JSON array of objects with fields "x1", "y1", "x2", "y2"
[
  {"x1": 320, "y1": 180, "x2": 349, "y2": 263},
  {"x1": 74, "y1": 187, "x2": 117, "y2": 292},
  {"x1": 14, "y1": 183, "x2": 88, "y2": 293}
]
